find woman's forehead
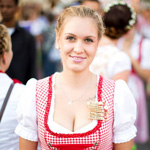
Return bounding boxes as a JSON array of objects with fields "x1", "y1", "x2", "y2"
[{"x1": 59, "y1": 16, "x2": 98, "y2": 35}]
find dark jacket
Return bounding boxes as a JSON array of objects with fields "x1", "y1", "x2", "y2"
[{"x1": 6, "y1": 23, "x2": 37, "y2": 84}]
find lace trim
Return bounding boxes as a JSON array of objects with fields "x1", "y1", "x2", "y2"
[{"x1": 44, "y1": 75, "x2": 103, "y2": 138}]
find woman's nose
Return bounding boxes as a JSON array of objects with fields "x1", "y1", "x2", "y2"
[{"x1": 73, "y1": 40, "x2": 84, "y2": 53}]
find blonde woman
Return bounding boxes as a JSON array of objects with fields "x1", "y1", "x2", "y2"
[{"x1": 15, "y1": 6, "x2": 136, "y2": 150}]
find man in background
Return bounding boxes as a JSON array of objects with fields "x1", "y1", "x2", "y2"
[{"x1": 0, "y1": 0, "x2": 36, "y2": 84}]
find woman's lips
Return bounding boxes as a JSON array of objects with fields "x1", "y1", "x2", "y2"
[{"x1": 70, "y1": 55, "x2": 86, "y2": 63}]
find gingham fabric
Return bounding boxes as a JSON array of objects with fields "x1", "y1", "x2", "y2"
[{"x1": 36, "y1": 75, "x2": 115, "y2": 150}]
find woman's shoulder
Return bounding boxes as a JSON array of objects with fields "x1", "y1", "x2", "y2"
[
  {"x1": 114, "y1": 50, "x2": 129, "y2": 59},
  {"x1": 36, "y1": 74, "x2": 56, "y2": 86},
  {"x1": 115, "y1": 79, "x2": 127, "y2": 86},
  {"x1": 13, "y1": 82, "x2": 25, "y2": 91},
  {"x1": 110, "y1": 50, "x2": 131, "y2": 67},
  {"x1": 98, "y1": 75, "x2": 115, "y2": 88},
  {"x1": 26, "y1": 75, "x2": 52, "y2": 86},
  {"x1": 101, "y1": 75, "x2": 115, "y2": 84},
  {"x1": 114, "y1": 79, "x2": 134, "y2": 98},
  {"x1": 98, "y1": 45, "x2": 130, "y2": 61},
  {"x1": 10, "y1": 82, "x2": 25, "y2": 101},
  {"x1": 98, "y1": 45, "x2": 119, "y2": 54}
]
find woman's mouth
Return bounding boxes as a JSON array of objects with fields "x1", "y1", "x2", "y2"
[{"x1": 70, "y1": 55, "x2": 86, "y2": 63}]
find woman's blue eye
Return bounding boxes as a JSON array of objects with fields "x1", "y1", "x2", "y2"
[{"x1": 85, "y1": 38, "x2": 93, "y2": 43}]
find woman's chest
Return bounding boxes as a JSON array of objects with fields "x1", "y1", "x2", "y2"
[{"x1": 53, "y1": 92, "x2": 94, "y2": 132}]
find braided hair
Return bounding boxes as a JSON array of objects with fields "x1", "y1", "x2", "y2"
[
  {"x1": 0, "y1": 24, "x2": 9, "y2": 56},
  {"x1": 103, "y1": 1, "x2": 136, "y2": 39}
]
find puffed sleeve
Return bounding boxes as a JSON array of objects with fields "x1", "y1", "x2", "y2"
[
  {"x1": 107, "y1": 51, "x2": 131, "y2": 79},
  {"x1": 15, "y1": 78, "x2": 38, "y2": 141},
  {"x1": 113, "y1": 80, "x2": 137, "y2": 143}
]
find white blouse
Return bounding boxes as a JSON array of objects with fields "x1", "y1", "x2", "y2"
[
  {"x1": 0, "y1": 73, "x2": 24, "y2": 150},
  {"x1": 89, "y1": 45, "x2": 131, "y2": 79},
  {"x1": 15, "y1": 73, "x2": 137, "y2": 144}
]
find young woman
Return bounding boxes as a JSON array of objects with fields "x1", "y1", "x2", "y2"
[
  {"x1": 0, "y1": 24, "x2": 24, "y2": 150},
  {"x1": 89, "y1": 1, "x2": 136, "y2": 82},
  {"x1": 15, "y1": 6, "x2": 137, "y2": 150}
]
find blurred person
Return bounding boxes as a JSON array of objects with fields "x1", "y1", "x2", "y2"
[
  {"x1": 19, "y1": 2, "x2": 48, "y2": 79},
  {"x1": 0, "y1": 24, "x2": 24, "y2": 150},
  {"x1": 118, "y1": 24, "x2": 150, "y2": 144},
  {"x1": 41, "y1": 4, "x2": 64, "y2": 77},
  {"x1": 19, "y1": 4, "x2": 37, "y2": 33},
  {"x1": 90, "y1": 1, "x2": 136, "y2": 82},
  {"x1": 136, "y1": 1, "x2": 150, "y2": 39},
  {"x1": 89, "y1": 2, "x2": 138, "y2": 149},
  {"x1": 19, "y1": 2, "x2": 48, "y2": 38},
  {"x1": 20, "y1": 2, "x2": 49, "y2": 78},
  {"x1": 72, "y1": 0, "x2": 82, "y2": 6},
  {"x1": 81, "y1": 0, "x2": 103, "y2": 15},
  {"x1": 0, "y1": 0, "x2": 37, "y2": 84},
  {"x1": 41, "y1": 12, "x2": 61, "y2": 77},
  {"x1": 15, "y1": 5, "x2": 136, "y2": 150},
  {"x1": 19, "y1": 2, "x2": 48, "y2": 48}
]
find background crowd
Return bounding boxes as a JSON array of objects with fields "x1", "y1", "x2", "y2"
[{"x1": 0, "y1": 0, "x2": 150, "y2": 149}]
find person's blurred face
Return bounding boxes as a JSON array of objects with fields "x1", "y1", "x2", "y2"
[
  {"x1": 56, "y1": 17, "x2": 99, "y2": 73},
  {"x1": 82, "y1": 1, "x2": 100, "y2": 13},
  {"x1": 0, "y1": 0, "x2": 17, "y2": 22}
]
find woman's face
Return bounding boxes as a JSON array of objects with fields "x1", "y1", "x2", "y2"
[{"x1": 57, "y1": 16, "x2": 99, "y2": 73}]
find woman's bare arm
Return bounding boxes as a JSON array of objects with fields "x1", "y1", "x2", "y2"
[
  {"x1": 19, "y1": 137, "x2": 38, "y2": 150},
  {"x1": 113, "y1": 139, "x2": 134, "y2": 150},
  {"x1": 113, "y1": 70, "x2": 130, "y2": 82},
  {"x1": 130, "y1": 58, "x2": 150, "y2": 82}
]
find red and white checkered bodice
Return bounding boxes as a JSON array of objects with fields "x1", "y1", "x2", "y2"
[{"x1": 36, "y1": 75, "x2": 115, "y2": 150}]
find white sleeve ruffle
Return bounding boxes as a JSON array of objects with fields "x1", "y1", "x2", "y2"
[
  {"x1": 113, "y1": 80, "x2": 137, "y2": 143},
  {"x1": 15, "y1": 78, "x2": 38, "y2": 141}
]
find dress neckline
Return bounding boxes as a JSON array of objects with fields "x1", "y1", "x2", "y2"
[
  {"x1": 48, "y1": 73, "x2": 98, "y2": 133},
  {"x1": 44, "y1": 73, "x2": 103, "y2": 138}
]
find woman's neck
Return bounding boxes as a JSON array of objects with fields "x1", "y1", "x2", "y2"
[{"x1": 60, "y1": 70, "x2": 92, "y2": 88}]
